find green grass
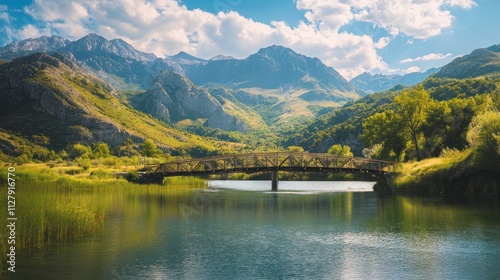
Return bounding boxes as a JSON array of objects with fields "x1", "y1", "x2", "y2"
[
  {"x1": 393, "y1": 148, "x2": 499, "y2": 195},
  {"x1": 0, "y1": 164, "x2": 206, "y2": 273}
]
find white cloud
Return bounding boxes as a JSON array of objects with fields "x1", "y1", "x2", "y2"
[
  {"x1": 400, "y1": 53, "x2": 452, "y2": 63},
  {"x1": 0, "y1": 5, "x2": 11, "y2": 23},
  {"x1": 403, "y1": 66, "x2": 421, "y2": 73},
  {"x1": 12, "y1": 0, "x2": 475, "y2": 79},
  {"x1": 445, "y1": 0, "x2": 477, "y2": 9},
  {"x1": 296, "y1": 0, "x2": 353, "y2": 33},
  {"x1": 18, "y1": 24, "x2": 51, "y2": 39}
]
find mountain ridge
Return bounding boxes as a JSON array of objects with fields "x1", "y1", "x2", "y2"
[
  {"x1": 434, "y1": 44, "x2": 500, "y2": 79},
  {"x1": 350, "y1": 68, "x2": 440, "y2": 93}
]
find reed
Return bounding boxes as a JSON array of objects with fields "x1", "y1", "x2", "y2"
[{"x1": 0, "y1": 166, "x2": 205, "y2": 273}]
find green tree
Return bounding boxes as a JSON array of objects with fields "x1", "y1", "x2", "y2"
[
  {"x1": 93, "y1": 142, "x2": 111, "y2": 158},
  {"x1": 467, "y1": 110, "x2": 500, "y2": 169},
  {"x1": 393, "y1": 85, "x2": 430, "y2": 160},
  {"x1": 327, "y1": 144, "x2": 353, "y2": 157},
  {"x1": 360, "y1": 110, "x2": 405, "y2": 160},
  {"x1": 287, "y1": 146, "x2": 305, "y2": 153},
  {"x1": 141, "y1": 139, "x2": 160, "y2": 157},
  {"x1": 69, "y1": 144, "x2": 92, "y2": 159}
]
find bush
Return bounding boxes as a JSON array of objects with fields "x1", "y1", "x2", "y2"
[{"x1": 125, "y1": 170, "x2": 140, "y2": 182}]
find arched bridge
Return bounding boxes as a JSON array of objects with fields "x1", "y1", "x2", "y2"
[{"x1": 145, "y1": 152, "x2": 395, "y2": 190}]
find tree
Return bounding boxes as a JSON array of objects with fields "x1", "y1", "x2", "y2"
[
  {"x1": 141, "y1": 139, "x2": 160, "y2": 157},
  {"x1": 360, "y1": 110, "x2": 405, "y2": 160},
  {"x1": 327, "y1": 144, "x2": 353, "y2": 157},
  {"x1": 393, "y1": 85, "x2": 430, "y2": 160},
  {"x1": 93, "y1": 142, "x2": 111, "y2": 158},
  {"x1": 287, "y1": 146, "x2": 304, "y2": 153},
  {"x1": 69, "y1": 144, "x2": 92, "y2": 159},
  {"x1": 467, "y1": 110, "x2": 500, "y2": 169}
]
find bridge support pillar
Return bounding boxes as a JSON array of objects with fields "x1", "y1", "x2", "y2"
[{"x1": 271, "y1": 170, "x2": 279, "y2": 191}]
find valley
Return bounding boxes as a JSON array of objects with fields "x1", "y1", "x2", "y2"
[{"x1": 0, "y1": 34, "x2": 499, "y2": 194}]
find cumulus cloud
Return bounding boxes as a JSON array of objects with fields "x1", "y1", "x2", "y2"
[
  {"x1": 403, "y1": 66, "x2": 421, "y2": 73},
  {"x1": 445, "y1": 0, "x2": 477, "y2": 9},
  {"x1": 400, "y1": 53, "x2": 452, "y2": 63},
  {"x1": 8, "y1": 0, "x2": 475, "y2": 79}
]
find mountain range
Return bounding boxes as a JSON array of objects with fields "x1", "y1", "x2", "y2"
[
  {"x1": 1, "y1": 33, "x2": 499, "y2": 157},
  {"x1": 350, "y1": 68, "x2": 440, "y2": 93}
]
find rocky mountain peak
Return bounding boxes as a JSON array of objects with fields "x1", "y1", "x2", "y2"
[
  {"x1": 153, "y1": 71, "x2": 193, "y2": 92},
  {"x1": 210, "y1": 55, "x2": 234, "y2": 61},
  {"x1": 63, "y1": 33, "x2": 156, "y2": 62},
  {"x1": 256, "y1": 45, "x2": 297, "y2": 58},
  {"x1": 0, "y1": 35, "x2": 70, "y2": 60}
]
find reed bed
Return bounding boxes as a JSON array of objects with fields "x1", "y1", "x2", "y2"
[{"x1": 0, "y1": 165, "x2": 206, "y2": 273}]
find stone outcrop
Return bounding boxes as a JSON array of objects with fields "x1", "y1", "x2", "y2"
[{"x1": 138, "y1": 71, "x2": 252, "y2": 132}]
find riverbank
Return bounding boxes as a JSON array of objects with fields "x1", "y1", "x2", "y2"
[
  {"x1": 392, "y1": 149, "x2": 499, "y2": 196},
  {"x1": 0, "y1": 163, "x2": 206, "y2": 274}
]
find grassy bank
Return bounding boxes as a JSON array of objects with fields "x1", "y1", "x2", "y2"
[
  {"x1": 393, "y1": 149, "x2": 499, "y2": 196},
  {"x1": 0, "y1": 164, "x2": 206, "y2": 274}
]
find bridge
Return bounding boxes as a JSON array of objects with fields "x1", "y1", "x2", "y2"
[{"x1": 145, "y1": 152, "x2": 395, "y2": 191}]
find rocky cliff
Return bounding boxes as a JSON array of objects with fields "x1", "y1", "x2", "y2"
[
  {"x1": 135, "y1": 71, "x2": 261, "y2": 132},
  {"x1": 0, "y1": 53, "x2": 136, "y2": 148},
  {"x1": 0, "y1": 53, "x2": 213, "y2": 152}
]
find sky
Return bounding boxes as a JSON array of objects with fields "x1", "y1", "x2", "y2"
[{"x1": 0, "y1": 0, "x2": 498, "y2": 80}]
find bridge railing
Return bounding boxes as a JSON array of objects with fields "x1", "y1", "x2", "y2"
[{"x1": 146, "y1": 152, "x2": 395, "y2": 176}]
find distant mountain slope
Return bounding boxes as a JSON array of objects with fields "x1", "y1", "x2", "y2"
[
  {"x1": 58, "y1": 33, "x2": 166, "y2": 88},
  {"x1": 350, "y1": 68, "x2": 440, "y2": 93},
  {"x1": 61, "y1": 33, "x2": 157, "y2": 62},
  {"x1": 0, "y1": 35, "x2": 70, "y2": 60},
  {"x1": 132, "y1": 71, "x2": 264, "y2": 132},
  {"x1": 0, "y1": 52, "x2": 220, "y2": 153},
  {"x1": 186, "y1": 45, "x2": 359, "y2": 101},
  {"x1": 434, "y1": 44, "x2": 500, "y2": 79},
  {"x1": 1, "y1": 35, "x2": 361, "y2": 103}
]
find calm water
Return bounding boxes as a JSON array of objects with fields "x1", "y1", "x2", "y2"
[{"x1": 8, "y1": 181, "x2": 500, "y2": 279}]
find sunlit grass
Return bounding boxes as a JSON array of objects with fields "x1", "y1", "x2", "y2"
[
  {"x1": 393, "y1": 149, "x2": 473, "y2": 193},
  {"x1": 0, "y1": 164, "x2": 206, "y2": 273}
]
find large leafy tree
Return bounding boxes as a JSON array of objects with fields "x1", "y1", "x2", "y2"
[
  {"x1": 141, "y1": 139, "x2": 161, "y2": 157},
  {"x1": 327, "y1": 144, "x2": 353, "y2": 157},
  {"x1": 393, "y1": 85, "x2": 430, "y2": 160}
]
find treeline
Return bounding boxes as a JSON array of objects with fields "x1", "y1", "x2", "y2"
[
  {"x1": 0, "y1": 135, "x2": 168, "y2": 166},
  {"x1": 283, "y1": 77, "x2": 500, "y2": 157},
  {"x1": 360, "y1": 84, "x2": 500, "y2": 170}
]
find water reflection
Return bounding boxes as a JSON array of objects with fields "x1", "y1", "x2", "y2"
[{"x1": 9, "y1": 181, "x2": 500, "y2": 280}]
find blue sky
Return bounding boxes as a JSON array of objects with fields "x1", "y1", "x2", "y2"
[{"x1": 0, "y1": 0, "x2": 498, "y2": 79}]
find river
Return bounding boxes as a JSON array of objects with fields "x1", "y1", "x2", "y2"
[{"x1": 7, "y1": 181, "x2": 500, "y2": 279}]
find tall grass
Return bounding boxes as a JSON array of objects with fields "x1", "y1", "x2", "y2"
[{"x1": 0, "y1": 166, "x2": 205, "y2": 273}]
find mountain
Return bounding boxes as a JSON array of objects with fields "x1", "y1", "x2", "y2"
[
  {"x1": 282, "y1": 45, "x2": 500, "y2": 155},
  {"x1": 0, "y1": 52, "x2": 220, "y2": 153},
  {"x1": 350, "y1": 68, "x2": 440, "y2": 93},
  {"x1": 1, "y1": 35, "x2": 360, "y2": 103},
  {"x1": 185, "y1": 45, "x2": 359, "y2": 102},
  {"x1": 57, "y1": 33, "x2": 166, "y2": 89},
  {"x1": 61, "y1": 33, "x2": 157, "y2": 62},
  {"x1": 163, "y1": 51, "x2": 207, "y2": 74},
  {"x1": 133, "y1": 71, "x2": 264, "y2": 132},
  {"x1": 434, "y1": 44, "x2": 500, "y2": 79},
  {"x1": 0, "y1": 35, "x2": 70, "y2": 60},
  {"x1": 210, "y1": 55, "x2": 234, "y2": 61}
]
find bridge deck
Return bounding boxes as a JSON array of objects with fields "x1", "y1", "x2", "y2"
[{"x1": 146, "y1": 152, "x2": 395, "y2": 178}]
